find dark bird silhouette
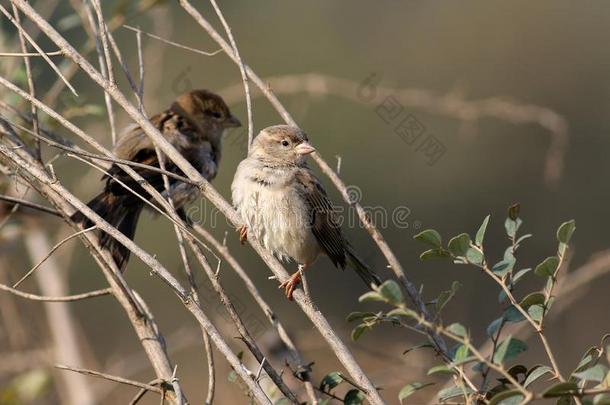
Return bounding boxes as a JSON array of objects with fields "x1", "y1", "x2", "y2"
[{"x1": 72, "y1": 89, "x2": 241, "y2": 270}]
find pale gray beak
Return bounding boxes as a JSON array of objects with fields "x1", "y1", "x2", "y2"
[
  {"x1": 224, "y1": 114, "x2": 242, "y2": 128},
  {"x1": 295, "y1": 142, "x2": 316, "y2": 155}
]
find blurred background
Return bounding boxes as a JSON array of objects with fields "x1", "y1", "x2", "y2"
[{"x1": 1, "y1": 0, "x2": 610, "y2": 403}]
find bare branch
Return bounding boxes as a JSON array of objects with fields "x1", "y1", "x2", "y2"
[
  {"x1": 13, "y1": 226, "x2": 96, "y2": 288},
  {"x1": 220, "y1": 72, "x2": 569, "y2": 186},
  {"x1": 0, "y1": 50, "x2": 63, "y2": 56},
  {"x1": 122, "y1": 24, "x2": 223, "y2": 57},
  {"x1": 55, "y1": 364, "x2": 165, "y2": 394},
  {"x1": 10, "y1": 2, "x2": 41, "y2": 161},
  {"x1": 0, "y1": 283, "x2": 111, "y2": 302},
  {"x1": 208, "y1": 0, "x2": 254, "y2": 147},
  {"x1": 0, "y1": 193, "x2": 61, "y2": 217}
]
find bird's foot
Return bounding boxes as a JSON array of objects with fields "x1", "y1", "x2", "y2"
[
  {"x1": 279, "y1": 271, "x2": 302, "y2": 301},
  {"x1": 237, "y1": 225, "x2": 248, "y2": 244}
]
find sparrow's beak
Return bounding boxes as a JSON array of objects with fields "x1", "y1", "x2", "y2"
[
  {"x1": 224, "y1": 114, "x2": 242, "y2": 128},
  {"x1": 295, "y1": 142, "x2": 316, "y2": 155}
]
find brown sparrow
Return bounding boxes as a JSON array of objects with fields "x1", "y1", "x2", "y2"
[
  {"x1": 231, "y1": 125, "x2": 380, "y2": 299},
  {"x1": 72, "y1": 89, "x2": 241, "y2": 270}
]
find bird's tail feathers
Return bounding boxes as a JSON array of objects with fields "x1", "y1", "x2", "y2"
[
  {"x1": 345, "y1": 245, "x2": 381, "y2": 290},
  {"x1": 70, "y1": 191, "x2": 142, "y2": 270}
]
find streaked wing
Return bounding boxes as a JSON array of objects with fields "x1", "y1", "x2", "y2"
[
  {"x1": 104, "y1": 110, "x2": 211, "y2": 198},
  {"x1": 295, "y1": 168, "x2": 347, "y2": 268}
]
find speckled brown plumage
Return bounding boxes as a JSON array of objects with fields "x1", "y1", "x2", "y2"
[{"x1": 72, "y1": 89, "x2": 241, "y2": 270}]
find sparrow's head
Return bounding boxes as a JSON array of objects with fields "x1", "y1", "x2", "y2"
[
  {"x1": 250, "y1": 125, "x2": 316, "y2": 165},
  {"x1": 172, "y1": 89, "x2": 241, "y2": 137}
]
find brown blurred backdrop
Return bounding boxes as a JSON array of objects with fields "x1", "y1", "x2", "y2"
[{"x1": 1, "y1": 1, "x2": 610, "y2": 403}]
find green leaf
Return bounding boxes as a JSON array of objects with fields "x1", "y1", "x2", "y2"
[
  {"x1": 447, "y1": 323, "x2": 467, "y2": 338},
  {"x1": 489, "y1": 389, "x2": 524, "y2": 405},
  {"x1": 505, "y1": 217, "x2": 522, "y2": 238},
  {"x1": 542, "y1": 382, "x2": 579, "y2": 397},
  {"x1": 403, "y1": 343, "x2": 434, "y2": 355},
  {"x1": 387, "y1": 308, "x2": 418, "y2": 319},
  {"x1": 503, "y1": 306, "x2": 526, "y2": 323},
  {"x1": 520, "y1": 292, "x2": 546, "y2": 309},
  {"x1": 344, "y1": 389, "x2": 365, "y2": 405},
  {"x1": 351, "y1": 324, "x2": 369, "y2": 341},
  {"x1": 358, "y1": 291, "x2": 385, "y2": 303},
  {"x1": 513, "y1": 268, "x2": 532, "y2": 284},
  {"x1": 466, "y1": 248, "x2": 484, "y2": 265},
  {"x1": 487, "y1": 317, "x2": 504, "y2": 337},
  {"x1": 438, "y1": 386, "x2": 474, "y2": 402},
  {"x1": 378, "y1": 280, "x2": 404, "y2": 305},
  {"x1": 528, "y1": 305, "x2": 544, "y2": 322},
  {"x1": 493, "y1": 336, "x2": 527, "y2": 364},
  {"x1": 228, "y1": 370, "x2": 237, "y2": 382},
  {"x1": 557, "y1": 220, "x2": 576, "y2": 244},
  {"x1": 454, "y1": 345, "x2": 470, "y2": 362},
  {"x1": 274, "y1": 398, "x2": 290, "y2": 405},
  {"x1": 573, "y1": 364, "x2": 608, "y2": 383},
  {"x1": 515, "y1": 234, "x2": 533, "y2": 248},
  {"x1": 436, "y1": 282, "x2": 461, "y2": 313},
  {"x1": 475, "y1": 215, "x2": 491, "y2": 247},
  {"x1": 535, "y1": 257, "x2": 559, "y2": 277},
  {"x1": 508, "y1": 203, "x2": 521, "y2": 220},
  {"x1": 523, "y1": 365, "x2": 554, "y2": 388},
  {"x1": 453, "y1": 356, "x2": 478, "y2": 367},
  {"x1": 573, "y1": 347, "x2": 601, "y2": 374},
  {"x1": 427, "y1": 365, "x2": 454, "y2": 376},
  {"x1": 398, "y1": 382, "x2": 434, "y2": 403},
  {"x1": 420, "y1": 248, "x2": 451, "y2": 261},
  {"x1": 492, "y1": 260, "x2": 512, "y2": 277},
  {"x1": 320, "y1": 372, "x2": 343, "y2": 391},
  {"x1": 448, "y1": 233, "x2": 471, "y2": 256},
  {"x1": 346, "y1": 312, "x2": 376, "y2": 322},
  {"x1": 414, "y1": 229, "x2": 442, "y2": 247}
]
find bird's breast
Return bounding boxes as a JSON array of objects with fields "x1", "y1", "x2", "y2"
[{"x1": 235, "y1": 179, "x2": 320, "y2": 265}]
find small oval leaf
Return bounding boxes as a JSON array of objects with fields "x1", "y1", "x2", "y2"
[
  {"x1": 535, "y1": 256, "x2": 559, "y2": 277},
  {"x1": 448, "y1": 233, "x2": 471, "y2": 257},
  {"x1": 414, "y1": 229, "x2": 442, "y2": 247},
  {"x1": 557, "y1": 220, "x2": 576, "y2": 244}
]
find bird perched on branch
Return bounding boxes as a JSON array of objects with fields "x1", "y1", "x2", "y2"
[
  {"x1": 72, "y1": 89, "x2": 241, "y2": 270},
  {"x1": 231, "y1": 125, "x2": 380, "y2": 299}
]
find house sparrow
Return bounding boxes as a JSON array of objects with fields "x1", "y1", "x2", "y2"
[
  {"x1": 72, "y1": 89, "x2": 241, "y2": 270},
  {"x1": 231, "y1": 125, "x2": 380, "y2": 299}
]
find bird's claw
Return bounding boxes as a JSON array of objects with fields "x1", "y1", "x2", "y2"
[
  {"x1": 237, "y1": 225, "x2": 248, "y2": 244},
  {"x1": 278, "y1": 272, "x2": 302, "y2": 301}
]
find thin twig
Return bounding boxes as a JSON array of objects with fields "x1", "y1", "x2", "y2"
[
  {"x1": 87, "y1": 0, "x2": 117, "y2": 144},
  {"x1": 13, "y1": 226, "x2": 96, "y2": 288},
  {"x1": 11, "y1": 2, "x2": 41, "y2": 161},
  {"x1": 0, "y1": 284, "x2": 112, "y2": 302},
  {"x1": 122, "y1": 25, "x2": 223, "y2": 57},
  {"x1": 207, "y1": 0, "x2": 254, "y2": 147},
  {"x1": 0, "y1": 194, "x2": 61, "y2": 217},
  {"x1": 55, "y1": 364, "x2": 165, "y2": 394},
  {"x1": 0, "y1": 50, "x2": 63, "y2": 56},
  {"x1": 129, "y1": 379, "x2": 163, "y2": 405},
  {"x1": 136, "y1": 26, "x2": 145, "y2": 112}
]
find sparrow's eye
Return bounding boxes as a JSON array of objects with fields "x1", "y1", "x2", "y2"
[
  {"x1": 205, "y1": 109, "x2": 223, "y2": 119},
  {"x1": 281, "y1": 140, "x2": 290, "y2": 147}
]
